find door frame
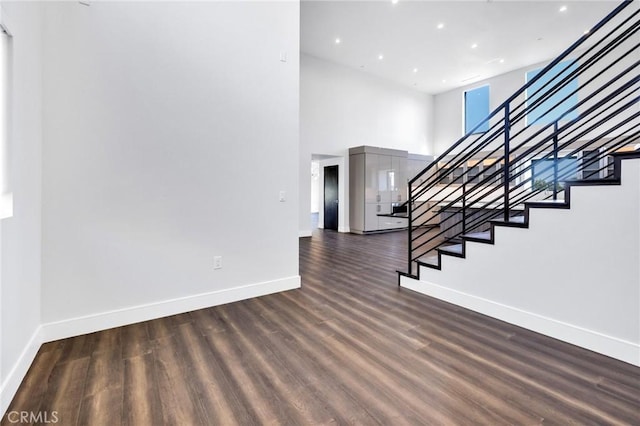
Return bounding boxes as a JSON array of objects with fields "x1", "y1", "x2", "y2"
[
  {"x1": 317, "y1": 156, "x2": 348, "y2": 232},
  {"x1": 323, "y1": 165, "x2": 339, "y2": 231}
]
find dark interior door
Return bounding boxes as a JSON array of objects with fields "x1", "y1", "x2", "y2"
[{"x1": 324, "y1": 165, "x2": 339, "y2": 231}]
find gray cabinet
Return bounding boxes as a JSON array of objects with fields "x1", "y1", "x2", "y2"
[
  {"x1": 350, "y1": 146, "x2": 432, "y2": 234},
  {"x1": 391, "y1": 156, "x2": 407, "y2": 203}
]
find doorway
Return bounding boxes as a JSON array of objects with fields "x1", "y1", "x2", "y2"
[{"x1": 323, "y1": 165, "x2": 339, "y2": 231}]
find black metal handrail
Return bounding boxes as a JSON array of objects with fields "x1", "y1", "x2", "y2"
[{"x1": 405, "y1": 0, "x2": 640, "y2": 277}]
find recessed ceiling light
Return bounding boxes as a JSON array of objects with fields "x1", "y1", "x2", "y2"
[
  {"x1": 442, "y1": 79, "x2": 447, "y2": 83},
  {"x1": 378, "y1": 54, "x2": 384, "y2": 60},
  {"x1": 413, "y1": 68, "x2": 418, "y2": 73},
  {"x1": 335, "y1": 38, "x2": 341, "y2": 44},
  {"x1": 499, "y1": 59, "x2": 505, "y2": 63},
  {"x1": 437, "y1": 23, "x2": 445, "y2": 30},
  {"x1": 559, "y1": 5, "x2": 568, "y2": 12},
  {"x1": 471, "y1": 43, "x2": 478, "y2": 49},
  {"x1": 391, "y1": 0, "x2": 399, "y2": 4}
]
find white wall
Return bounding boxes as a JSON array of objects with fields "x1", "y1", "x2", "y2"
[
  {"x1": 402, "y1": 158, "x2": 640, "y2": 366},
  {"x1": 40, "y1": 2, "x2": 300, "y2": 336},
  {"x1": 300, "y1": 54, "x2": 433, "y2": 235},
  {"x1": 310, "y1": 161, "x2": 319, "y2": 214},
  {"x1": 0, "y1": 1, "x2": 43, "y2": 414}
]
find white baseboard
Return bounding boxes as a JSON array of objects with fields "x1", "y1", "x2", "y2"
[
  {"x1": 338, "y1": 226, "x2": 350, "y2": 233},
  {"x1": 1, "y1": 326, "x2": 43, "y2": 416},
  {"x1": 400, "y1": 276, "x2": 640, "y2": 367},
  {"x1": 299, "y1": 230, "x2": 312, "y2": 238},
  {"x1": 42, "y1": 275, "x2": 301, "y2": 343}
]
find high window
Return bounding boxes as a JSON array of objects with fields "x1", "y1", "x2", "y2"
[
  {"x1": 464, "y1": 85, "x2": 490, "y2": 134},
  {"x1": 531, "y1": 156, "x2": 578, "y2": 190}
]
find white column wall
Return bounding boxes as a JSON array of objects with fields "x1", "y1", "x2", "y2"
[
  {"x1": 40, "y1": 1, "x2": 300, "y2": 337},
  {"x1": 0, "y1": 1, "x2": 43, "y2": 414}
]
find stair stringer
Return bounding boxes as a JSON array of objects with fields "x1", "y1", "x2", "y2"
[{"x1": 400, "y1": 157, "x2": 640, "y2": 366}]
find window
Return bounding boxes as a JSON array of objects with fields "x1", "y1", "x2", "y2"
[
  {"x1": 464, "y1": 85, "x2": 490, "y2": 134},
  {"x1": 531, "y1": 156, "x2": 578, "y2": 190},
  {"x1": 526, "y1": 60, "x2": 579, "y2": 126}
]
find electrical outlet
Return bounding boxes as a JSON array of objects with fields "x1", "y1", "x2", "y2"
[{"x1": 213, "y1": 256, "x2": 222, "y2": 270}]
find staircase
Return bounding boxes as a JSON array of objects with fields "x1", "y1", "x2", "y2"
[{"x1": 399, "y1": 0, "x2": 640, "y2": 366}]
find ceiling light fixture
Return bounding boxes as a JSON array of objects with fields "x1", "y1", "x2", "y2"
[
  {"x1": 437, "y1": 23, "x2": 445, "y2": 30},
  {"x1": 391, "y1": 0, "x2": 399, "y2": 4},
  {"x1": 471, "y1": 43, "x2": 478, "y2": 49},
  {"x1": 559, "y1": 5, "x2": 568, "y2": 12},
  {"x1": 413, "y1": 68, "x2": 418, "y2": 73},
  {"x1": 499, "y1": 59, "x2": 505, "y2": 63},
  {"x1": 335, "y1": 38, "x2": 341, "y2": 44},
  {"x1": 378, "y1": 54, "x2": 384, "y2": 60}
]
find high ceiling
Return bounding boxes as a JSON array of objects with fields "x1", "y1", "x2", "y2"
[{"x1": 301, "y1": 1, "x2": 623, "y2": 94}]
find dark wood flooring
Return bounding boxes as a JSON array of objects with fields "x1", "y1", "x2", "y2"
[{"x1": 3, "y1": 229, "x2": 640, "y2": 425}]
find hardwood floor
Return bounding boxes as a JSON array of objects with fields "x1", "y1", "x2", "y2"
[{"x1": 3, "y1": 229, "x2": 640, "y2": 425}]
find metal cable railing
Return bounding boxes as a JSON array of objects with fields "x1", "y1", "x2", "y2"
[{"x1": 405, "y1": 0, "x2": 640, "y2": 277}]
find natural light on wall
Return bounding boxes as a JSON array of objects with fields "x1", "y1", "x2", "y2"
[{"x1": 0, "y1": 25, "x2": 12, "y2": 219}]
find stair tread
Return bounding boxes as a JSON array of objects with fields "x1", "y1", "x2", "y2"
[
  {"x1": 416, "y1": 255, "x2": 440, "y2": 270},
  {"x1": 416, "y1": 256, "x2": 438, "y2": 266},
  {"x1": 565, "y1": 178, "x2": 620, "y2": 186},
  {"x1": 462, "y1": 231, "x2": 491, "y2": 241},
  {"x1": 492, "y1": 215, "x2": 525, "y2": 224},
  {"x1": 528, "y1": 199, "x2": 566, "y2": 204},
  {"x1": 438, "y1": 244, "x2": 463, "y2": 255},
  {"x1": 526, "y1": 199, "x2": 569, "y2": 209}
]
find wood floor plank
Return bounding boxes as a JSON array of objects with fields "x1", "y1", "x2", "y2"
[
  {"x1": 37, "y1": 356, "x2": 90, "y2": 425},
  {"x1": 152, "y1": 335, "x2": 207, "y2": 426},
  {"x1": 122, "y1": 353, "x2": 163, "y2": 426},
  {"x1": 77, "y1": 349, "x2": 124, "y2": 426},
  {"x1": 3, "y1": 228, "x2": 639, "y2": 425}
]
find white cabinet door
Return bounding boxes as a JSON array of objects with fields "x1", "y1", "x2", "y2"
[
  {"x1": 364, "y1": 154, "x2": 379, "y2": 203},
  {"x1": 392, "y1": 156, "x2": 407, "y2": 203},
  {"x1": 377, "y1": 154, "x2": 392, "y2": 203},
  {"x1": 365, "y1": 203, "x2": 376, "y2": 232},
  {"x1": 349, "y1": 154, "x2": 366, "y2": 233},
  {"x1": 365, "y1": 203, "x2": 381, "y2": 231},
  {"x1": 366, "y1": 203, "x2": 394, "y2": 231}
]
